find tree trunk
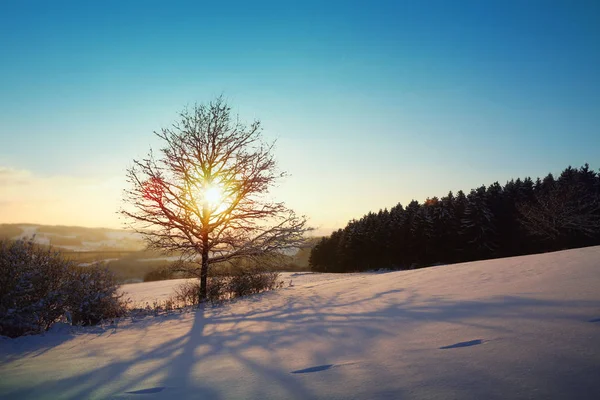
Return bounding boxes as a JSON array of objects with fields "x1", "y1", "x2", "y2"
[
  {"x1": 199, "y1": 232, "x2": 209, "y2": 303},
  {"x1": 199, "y1": 254, "x2": 208, "y2": 303}
]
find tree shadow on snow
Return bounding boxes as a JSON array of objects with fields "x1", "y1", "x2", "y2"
[{"x1": 2, "y1": 286, "x2": 600, "y2": 399}]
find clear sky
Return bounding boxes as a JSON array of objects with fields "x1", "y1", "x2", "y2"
[{"x1": 1, "y1": 0, "x2": 599, "y2": 233}]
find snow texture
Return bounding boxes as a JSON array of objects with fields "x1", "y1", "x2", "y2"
[{"x1": 1, "y1": 246, "x2": 600, "y2": 399}]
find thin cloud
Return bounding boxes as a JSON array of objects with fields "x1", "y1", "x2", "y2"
[
  {"x1": 0, "y1": 167, "x2": 125, "y2": 228},
  {"x1": 0, "y1": 167, "x2": 32, "y2": 186}
]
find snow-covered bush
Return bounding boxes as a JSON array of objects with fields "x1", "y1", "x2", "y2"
[
  {"x1": 67, "y1": 265, "x2": 127, "y2": 326},
  {"x1": 0, "y1": 238, "x2": 127, "y2": 337},
  {"x1": 0, "y1": 238, "x2": 71, "y2": 337},
  {"x1": 173, "y1": 276, "x2": 227, "y2": 305},
  {"x1": 173, "y1": 267, "x2": 283, "y2": 306},
  {"x1": 206, "y1": 275, "x2": 229, "y2": 303},
  {"x1": 173, "y1": 280, "x2": 201, "y2": 306},
  {"x1": 228, "y1": 267, "x2": 283, "y2": 298}
]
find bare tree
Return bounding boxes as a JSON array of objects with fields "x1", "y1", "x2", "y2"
[
  {"x1": 518, "y1": 183, "x2": 600, "y2": 241},
  {"x1": 122, "y1": 97, "x2": 309, "y2": 301}
]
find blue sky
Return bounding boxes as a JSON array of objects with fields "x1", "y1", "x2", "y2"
[{"x1": 0, "y1": 0, "x2": 599, "y2": 231}]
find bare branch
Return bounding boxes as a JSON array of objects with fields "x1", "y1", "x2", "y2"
[
  {"x1": 121, "y1": 97, "x2": 311, "y2": 300},
  {"x1": 518, "y1": 183, "x2": 600, "y2": 240}
]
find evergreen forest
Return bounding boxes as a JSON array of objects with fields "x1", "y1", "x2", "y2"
[{"x1": 309, "y1": 164, "x2": 600, "y2": 272}]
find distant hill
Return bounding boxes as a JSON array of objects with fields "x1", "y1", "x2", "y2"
[
  {"x1": 0, "y1": 223, "x2": 313, "y2": 283},
  {"x1": 0, "y1": 223, "x2": 170, "y2": 283},
  {"x1": 0, "y1": 223, "x2": 146, "y2": 252}
]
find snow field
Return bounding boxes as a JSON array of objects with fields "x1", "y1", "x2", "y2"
[{"x1": 1, "y1": 246, "x2": 599, "y2": 399}]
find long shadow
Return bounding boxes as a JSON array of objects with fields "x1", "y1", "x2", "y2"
[
  {"x1": 440, "y1": 339, "x2": 484, "y2": 349},
  {"x1": 163, "y1": 306, "x2": 209, "y2": 391},
  {"x1": 125, "y1": 387, "x2": 165, "y2": 394},
  {"x1": 0, "y1": 309, "x2": 220, "y2": 399},
  {"x1": 291, "y1": 365, "x2": 334, "y2": 374},
  {"x1": 2, "y1": 287, "x2": 600, "y2": 399},
  {"x1": 0, "y1": 321, "x2": 107, "y2": 364}
]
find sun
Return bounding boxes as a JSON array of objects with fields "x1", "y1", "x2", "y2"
[
  {"x1": 199, "y1": 182, "x2": 231, "y2": 216},
  {"x1": 190, "y1": 178, "x2": 230, "y2": 217},
  {"x1": 204, "y1": 185, "x2": 223, "y2": 206}
]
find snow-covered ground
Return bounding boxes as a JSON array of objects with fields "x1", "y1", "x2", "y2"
[
  {"x1": 2, "y1": 247, "x2": 600, "y2": 399},
  {"x1": 119, "y1": 272, "x2": 370, "y2": 305}
]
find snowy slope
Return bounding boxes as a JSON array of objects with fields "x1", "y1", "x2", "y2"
[
  {"x1": 1, "y1": 247, "x2": 600, "y2": 399},
  {"x1": 119, "y1": 272, "x2": 370, "y2": 305}
]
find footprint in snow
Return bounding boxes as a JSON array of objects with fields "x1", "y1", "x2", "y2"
[{"x1": 439, "y1": 339, "x2": 485, "y2": 349}]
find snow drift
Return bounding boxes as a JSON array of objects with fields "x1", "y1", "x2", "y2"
[{"x1": 1, "y1": 246, "x2": 599, "y2": 399}]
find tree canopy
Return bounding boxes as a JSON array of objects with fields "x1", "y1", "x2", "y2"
[{"x1": 122, "y1": 97, "x2": 309, "y2": 300}]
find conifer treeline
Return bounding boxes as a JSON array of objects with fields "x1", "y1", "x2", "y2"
[{"x1": 309, "y1": 164, "x2": 600, "y2": 272}]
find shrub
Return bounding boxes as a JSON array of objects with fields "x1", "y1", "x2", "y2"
[
  {"x1": 173, "y1": 280, "x2": 202, "y2": 307},
  {"x1": 172, "y1": 266, "x2": 283, "y2": 307},
  {"x1": 172, "y1": 276, "x2": 228, "y2": 306},
  {"x1": 228, "y1": 267, "x2": 282, "y2": 297},
  {"x1": 67, "y1": 265, "x2": 128, "y2": 326},
  {"x1": 0, "y1": 238, "x2": 71, "y2": 337},
  {"x1": 0, "y1": 238, "x2": 127, "y2": 337},
  {"x1": 206, "y1": 275, "x2": 229, "y2": 303}
]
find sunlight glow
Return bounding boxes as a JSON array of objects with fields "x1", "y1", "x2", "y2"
[
  {"x1": 204, "y1": 185, "x2": 223, "y2": 207},
  {"x1": 197, "y1": 181, "x2": 231, "y2": 217}
]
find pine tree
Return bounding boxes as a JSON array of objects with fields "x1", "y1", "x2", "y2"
[
  {"x1": 461, "y1": 186, "x2": 496, "y2": 260},
  {"x1": 310, "y1": 164, "x2": 600, "y2": 273}
]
